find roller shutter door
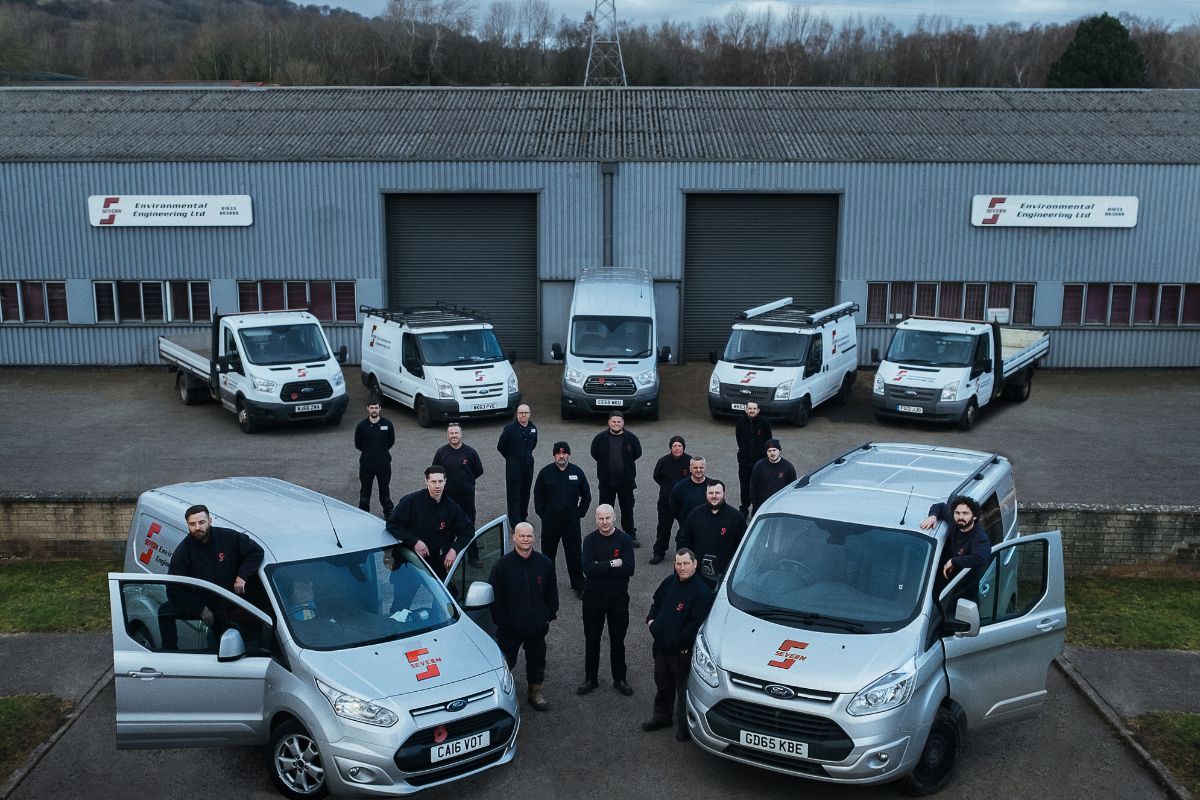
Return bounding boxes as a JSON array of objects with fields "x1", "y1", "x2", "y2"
[
  {"x1": 386, "y1": 194, "x2": 538, "y2": 358},
  {"x1": 683, "y1": 194, "x2": 838, "y2": 362}
]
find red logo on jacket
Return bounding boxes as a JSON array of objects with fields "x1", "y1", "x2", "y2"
[
  {"x1": 613, "y1": 548, "x2": 621, "y2": 557},
  {"x1": 439, "y1": 522, "x2": 446, "y2": 530},
  {"x1": 676, "y1": 602, "x2": 685, "y2": 612},
  {"x1": 218, "y1": 552, "x2": 226, "y2": 562},
  {"x1": 720, "y1": 527, "x2": 727, "y2": 536}
]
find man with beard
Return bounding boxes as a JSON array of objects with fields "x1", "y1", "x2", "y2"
[
  {"x1": 920, "y1": 495, "x2": 991, "y2": 596},
  {"x1": 650, "y1": 435, "x2": 691, "y2": 565},
  {"x1": 677, "y1": 481, "x2": 747, "y2": 588},
  {"x1": 354, "y1": 396, "x2": 395, "y2": 515},
  {"x1": 748, "y1": 438, "x2": 797, "y2": 515},
  {"x1": 669, "y1": 456, "x2": 716, "y2": 549}
]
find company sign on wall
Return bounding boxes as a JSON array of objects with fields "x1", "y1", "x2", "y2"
[
  {"x1": 971, "y1": 195, "x2": 1138, "y2": 228},
  {"x1": 87, "y1": 195, "x2": 253, "y2": 227}
]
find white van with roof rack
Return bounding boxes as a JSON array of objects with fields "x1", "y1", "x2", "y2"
[
  {"x1": 688, "y1": 442, "x2": 1066, "y2": 795},
  {"x1": 360, "y1": 305, "x2": 520, "y2": 428},
  {"x1": 708, "y1": 299, "x2": 859, "y2": 426}
]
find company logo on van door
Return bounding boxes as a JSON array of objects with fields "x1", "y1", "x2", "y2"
[
  {"x1": 767, "y1": 639, "x2": 809, "y2": 669},
  {"x1": 137, "y1": 521, "x2": 174, "y2": 570},
  {"x1": 367, "y1": 325, "x2": 393, "y2": 352}
]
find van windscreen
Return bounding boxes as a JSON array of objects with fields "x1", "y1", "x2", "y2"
[
  {"x1": 723, "y1": 329, "x2": 811, "y2": 367},
  {"x1": 727, "y1": 515, "x2": 934, "y2": 634},
  {"x1": 571, "y1": 316, "x2": 653, "y2": 358},
  {"x1": 238, "y1": 324, "x2": 330, "y2": 366},
  {"x1": 416, "y1": 329, "x2": 505, "y2": 366},
  {"x1": 885, "y1": 330, "x2": 975, "y2": 367}
]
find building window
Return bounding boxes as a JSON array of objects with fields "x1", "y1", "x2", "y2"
[
  {"x1": 938, "y1": 282, "x2": 963, "y2": 318},
  {"x1": 93, "y1": 281, "x2": 211, "y2": 323},
  {"x1": 963, "y1": 283, "x2": 987, "y2": 320},
  {"x1": 0, "y1": 281, "x2": 68, "y2": 323},
  {"x1": 866, "y1": 281, "x2": 1035, "y2": 325},
  {"x1": 237, "y1": 280, "x2": 357, "y2": 322},
  {"x1": 1061, "y1": 283, "x2": 1200, "y2": 327},
  {"x1": 866, "y1": 283, "x2": 888, "y2": 323}
]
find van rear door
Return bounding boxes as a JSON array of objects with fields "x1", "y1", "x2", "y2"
[
  {"x1": 109, "y1": 573, "x2": 274, "y2": 748},
  {"x1": 443, "y1": 515, "x2": 512, "y2": 637},
  {"x1": 941, "y1": 531, "x2": 1066, "y2": 731}
]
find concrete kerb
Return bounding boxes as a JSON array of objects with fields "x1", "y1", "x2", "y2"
[
  {"x1": 1054, "y1": 654, "x2": 1194, "y2": 800},
  {"x1": 0, "y1": 667, "x2": 114, "y2": 800}
]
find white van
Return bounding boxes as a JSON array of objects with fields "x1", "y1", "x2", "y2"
[
  {"x1": 708, "y1": 300, "x2": 859, "y2": 426},
  {"x1": 550, "y1": 267, "x2": 670, "y2": 420},
  {"x1": 687, "y1": 442, "x2": 1065, "y2": 794},
  {"x1": 359, "y1": 305, "x2": 520, "y2": 428},
  {"x1": 109, "y1": 477, "x2": 519, "y2": 798}
]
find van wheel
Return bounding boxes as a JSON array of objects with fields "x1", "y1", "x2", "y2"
[
  {"x1": 793, "y1": 397, "x2": 812, "y2": 428},
  {"x1": 176, "y1": 372, "x2": 201, "y2": 405},
  {"x1": 900, "y1": 707, "x2": 962, "y2": 796},
  {"x1": 560, "y1": 401, "x2": 575, "y2": 421},
  {"x1": 270, "y1": 719, "x2": 328, "y2": 800},
  {"x1": 367, "y1": 374, "x2": 382, "y2": 402},
  {"x1": 833, "y1": 373, "x2": 855, "y2": 406},
  {"x1": 645, "y1": 404, "x2": 660, "y2": 421},
  {"x1": 236, "y1": 398, "x2": 257, "y2": 434},
  {"x1": 1005, "y1": 374, "x2": 1032, "y2": 402},
  {"x1": 324, "y1": 412, "x2": 344, "y2": 427},
  {"x1": 415, "y1": 396, "x2": 434, "y2": 428},
  {"x1": 957, "y1": 400, "x2": 978, "y2": 431}
]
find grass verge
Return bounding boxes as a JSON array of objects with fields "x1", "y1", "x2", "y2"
[
  {"x1": 1130, "y1": 712, "x2": 1200, "y2": 797},
  {"x1": 1065, "y1": 577, "x2": 1200, "y2": 650},
  {"x1": 0, "y1": 560, "x2": 119, "y2": 633},
  {"x1": 0, "y1": 694, "x2": 75, "y2": 782}
]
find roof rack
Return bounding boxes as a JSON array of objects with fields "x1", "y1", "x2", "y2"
[
  {"x1": 359, "y1": 303, "x2": 490, "y2": 329},
  {"x1": 738, "y1": 300, "x2": 859, "y2": 329},
  {"x1": 576, "y1": 266, "x2": 652, "y2": 284}
]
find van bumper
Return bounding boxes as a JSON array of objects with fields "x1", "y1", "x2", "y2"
[
  {"x1": 242, "y1": 393, "x2": 349, "y2": 425},
  {"x1": 871, "y1": 395, "x2": 967, "y2": 423},
  {"x1": 423, "y1": 393, "x2": 521, "y2": 422},
  {"x1": 561, "y1": 384, "x2": 659, "y2": 417},
  {"x1": 708, "y1": 395, "x2": 803, "y2": 421}
]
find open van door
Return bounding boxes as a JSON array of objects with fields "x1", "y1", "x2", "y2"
[
  {"x1": 108, "y1": 573, "x2": 275, "y2": 749},
  {"x1": 444, "y1": 515, "x2": 511, "y2": 637},
  {"x1": 942, "y1": 531, "x2": 1066, "y2": 732}
]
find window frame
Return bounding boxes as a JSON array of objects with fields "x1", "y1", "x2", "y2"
[
  {"x1": 237, "y1": 280, "x2": 358, "y2": 323},
  {"x1": 93, "y1": 280, "x2": 211, "y2": 324},
  {"x1": 0, "y1": 280, "x2": 69, "y2": 324}
]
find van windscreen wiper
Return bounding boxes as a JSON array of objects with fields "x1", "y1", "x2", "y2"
[{"x1": 750, "y1": 607, "x2": 867, "y2": 632}]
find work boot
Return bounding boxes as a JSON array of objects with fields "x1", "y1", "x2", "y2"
[
  {"x1": 641, "y1": 717, "x2": 671, "y2": 732},
  {"x1": 528, "y1": 683, "x2": 549, "y2": 711},
  {"x1": 613, "y1": 680, "x2": 634, "y2": 696},
  {"x1": 648, "y1": 553, "x2": 664, "y2": 565},
  {"x1": 675, "y1": 726, "x2": 690, "y2": 742},
  {"x1": 576, "y1": 679, "x2": 599, "y2": 695}
]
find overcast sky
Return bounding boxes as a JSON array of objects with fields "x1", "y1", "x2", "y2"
[{"x1": 326, "y1": 0, "x2": 1198, "y2": 30}]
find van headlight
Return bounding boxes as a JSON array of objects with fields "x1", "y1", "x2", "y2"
[
  {"x1": 774, "y1": 380, "x2": 792, "y2": 401},
  {"x1": 847, "y1": 664, "x2": 916, "y2": 716},
  {"x1": 708, "y1": 373, "x2": 720, "y2": 395},
  {"x1": 316, "y1": 679, "x2": 398, "y2": 727},
  {"x1": 436, "y1": 379, "x2": 454, "y2": 400},
  {"x1": 692, "y1": 633, "x2": 720, "y2": 688},
  {"x1": 636, "y1": 369, "x2": 655, "y2": 386},
  {"x1": 331, "y1": 371, "x2": 344, "y2": 387},
  {"x1": 565, "y1": 368, "x2": 584, "y2": 386},
  {"x1": 496, "y1": 665, "x2": 514, "y2": 695},
  {"x1": 940, "y1": 384, "x2": 958, "y2": 401},
  {"x1": 253, "y1": 378, "x2": 277, "y2": 393},
  {"x1": 873, "y1": 375, "x2": 885, "y2": 395},
  {"x1": 507, "y1": 373, "x2": 519, "y2": 394}
]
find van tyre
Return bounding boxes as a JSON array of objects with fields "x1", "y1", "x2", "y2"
[
  {"x1": 236, "y1": 398, "x2": 257, "y2": 434},
  {"x1": 833, "y1": 373, "x2": 855, "y2": 406},
  {"x1": 956, "y1": 399, "x2": 978, "y2": 431},
  {"x1": 270, "y1": 719, "x2": 328, "y2": 800},
  {"x1": 560, "y1": 401, "x2": 575, "y2": 421},
  {"x1": 415, "y1": 396, "x2": 434, "y2": 428},
  {"x1": 900, "y1": 707, "x2": 962, "y2": 796},
  {"x1": 793, "y1": 397, "x2": 812, "y2": 428},
  {"x1": 177, "y1": 372, "x2": 202, "y2": 406},
  {"x1": 366, "y1": 374, "x2": 381, "y2": 402},
  {"x1": 1005, "y1": 374, "x2": 1032, "y2": 402}
]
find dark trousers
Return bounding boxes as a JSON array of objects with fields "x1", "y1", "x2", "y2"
[
  {"x1": 652, "y1": 645, "x2": 692, "y2": 730},
  {"x1": 498, "y1": 627, "x2": 548, "y2": 684},
  {"x1": 505, "y1": 461, "x2": 533, "y2": 525},
  {"x1": 737, "y1": 461, "x2": 754, "y2": 514},
  {"x1": 448, "y1": 491, "x2": 479, "y2": 559},
  {"x1": 359, "y1": 462, "x2": 393, "y2": 514},
  {"x1": 599, "y1": 484, "x2": 637, "y2": 539},
  {"x1": 653, "y1": 497, "x2": 674, "y2": 556},
  {"x1": 541, "y1": 510, "x2": 585, "y2": 591},
  {"x1": 582, "y1": 591, "x2": 629, "y2": 683}
]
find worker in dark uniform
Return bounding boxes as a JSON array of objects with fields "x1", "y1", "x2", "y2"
[
  {"x1": 386, "y1": 465, "x2": 474, "y2": 584},
  {"x1": 677, "y1": 481, "x2": 747, "y2": 588},
  {"x1": 162, "y1": 504, "x2": 264, "y2": 650},
  {"x1": 489, "y1": 522, "x2": 559, "y2": 712},
  {"x1": 735, "y1": 401, "x2": 773, "y2": 517},
  {"x1": 748, "y1": 438, "x2": 798, "y2": 515},
  {"x1": 650, "y1": 435, "x2": 691, "y2": 565},
  {"x1": 497, "y1": 403, "x2": 537, "y2": 526},
  {"x1": 669, "y1": 456, "x2": 716, "y2": 548},
  {"x1": 642, "y1": 548, "x2": 714, "y2": 741},
  {"x1": 433, "y1": 423, "x2": 485, "y2": 563},
  {"x1": 354, "y1": 396, "x2": 396, "y2": 515},
  {"x1": 533, "y1": 441, "x2": 591, "y2": 599},
  {"x1": 920, "y1": 495, "x2": 992, "y2": 597},
  {"x1": 589, "y1": 411, "x2": 643, "y2": 547},
  {"x1": 577, "y1": 504, "x2": 637, "y2": 697}
]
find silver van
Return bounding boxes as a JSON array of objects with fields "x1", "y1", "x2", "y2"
[
  {"x1": 687, "y1": 442, "x2": 1066, "y2": 794},
  {"x1": 109, "y1": 477, "x2": 518, "y2": 798}
]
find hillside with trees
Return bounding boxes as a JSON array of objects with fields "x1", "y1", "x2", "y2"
[{"x1": 1, "y1": 0, "x2": 1197, "y2": 87}]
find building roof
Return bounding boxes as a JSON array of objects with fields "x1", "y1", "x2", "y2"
[{"x1": 3, "y1": 86, "x2": 1200, "y2": 164}]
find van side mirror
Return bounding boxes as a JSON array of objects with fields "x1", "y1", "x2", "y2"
[
  {"x1": 658, "y1": 345, "x2": 671, "y2": 364},
  {"x1": 945, "y1": 598, "x2": 980, "y2": 638},
  {"x1": 971, "y1": 358, "x2": 992, "y2": 378},
  {"x1": 464, "y1": 581, "x2": 495, "y2": 610},
  {"x1": 550, "y1": 343, "x2": 564, "y2": 361},
  {"x1": 507, "y1": 351, "x2": 516, "y2": 364},
  {"x1": 217, "y1": 354, "x2": 242, "y2": 375},
  {"x1": 871, "y1": 347, "x2": 880, "y2": 364},
  {"x1": 709, "y1": 350, "x2": 718, "y2": 365},
  {"x1": 217, "y1": 628, "x2": 247, "y2": 662},
  {"x1": 336, "y1": 345, "x2": 348, "y2": 365}
]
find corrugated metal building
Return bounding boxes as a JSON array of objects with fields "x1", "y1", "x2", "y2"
[{"x1": 2, "y1": 86, "x2": 1198, "y2": 367}]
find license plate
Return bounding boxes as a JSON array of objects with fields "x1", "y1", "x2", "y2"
[
  {"x1": 294, "y1": 403, "x2": 324, "y2": 413},
  {"x1": 431, "y1": 730, "x2": 490, "y2": 763},
  {"x1": 896, "y1": 404, "x2": 923, "y2": 414},
  {"x1": 471, "y1": 401, "x2": 496, "y2": 411},
  {"x1": 595, "y1": 399, "x2": 624, "y2": 407},
  {"x1": 730, "y1": 403, "x2": 747, "y2": 411},
  {"x1": 739, "y1": 730, "x2": 808, "y2": 759}
]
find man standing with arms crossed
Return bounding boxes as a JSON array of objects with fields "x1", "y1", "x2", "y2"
[
  {"x1": 589, "y1": 410, "x2": 643, "y2": 547},
  {"x1": 533, "y1": 441, "x2": 592, "y2": 599},
  {"x1": 497, "y1": 404, "x2": 537, "y2": 526},
  {"x1": 354, "y1": 395, "x2": 395, "y2": 515}
]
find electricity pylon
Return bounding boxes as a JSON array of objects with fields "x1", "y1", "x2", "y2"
[{"x1": 584, "y1": 0, "x2": 627, "y2": 86}]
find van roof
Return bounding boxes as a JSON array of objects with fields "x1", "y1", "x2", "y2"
[
  {"x1": 224, "y1": 310, "x2": 320, "y2": 328},
  {"x1": 897, "y1": 317, "x2": 993, "y2": 335},
  {"x1": 734, "y1": 301, "x2": 858, "y2": 331},
  {"x1": 572, "y1": 267, "x2": 655, "y2": 317},
  {"x1": 147, "y1": 477, "x2": 391, "y2": 562},
  {"x1": 761, "y1": 442, "x2": 1005, "y2": 530},
  {"x1": 361, "y1": 304, "x2": 491, "y2": 330}
]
